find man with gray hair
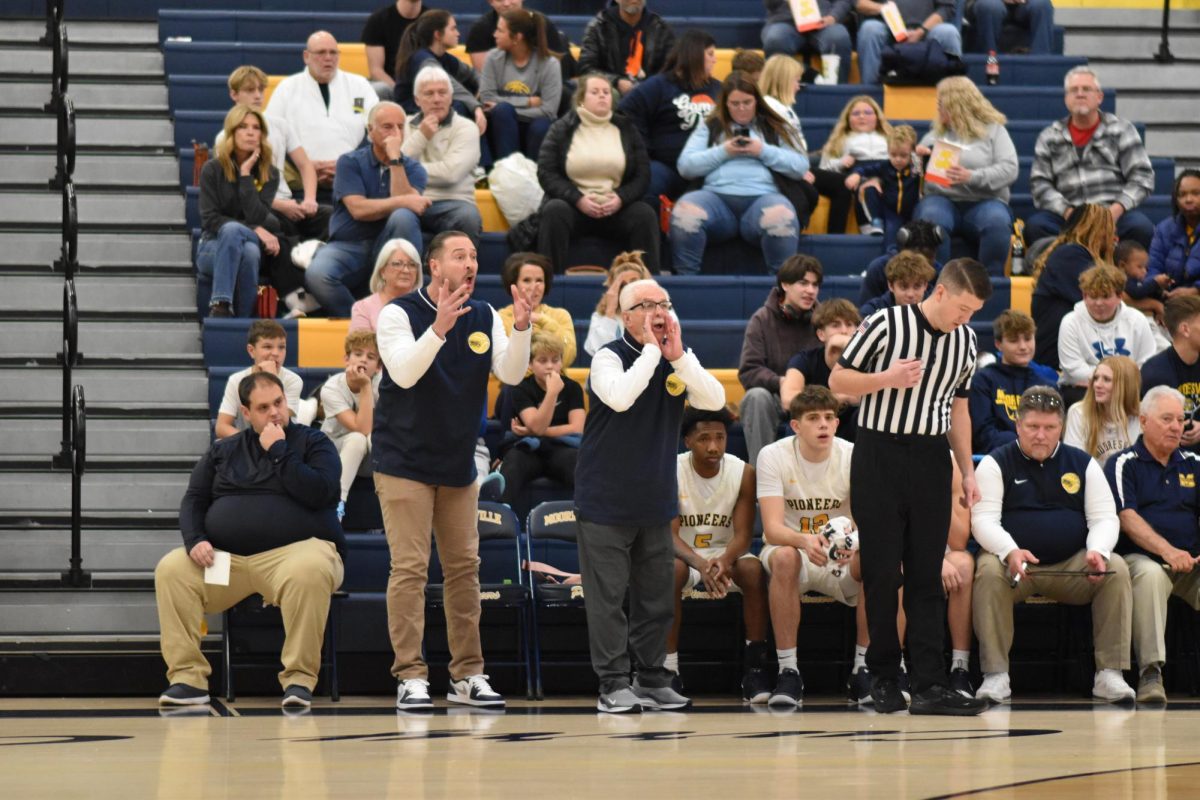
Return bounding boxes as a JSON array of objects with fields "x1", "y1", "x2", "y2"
[
  {"x1": 402, "y1": 66, "x2": 483, "y2": 242},
  {"x1": 972, "y1": 384, "x2": 1135, "y2": 705},
  {"x1": 574, "y1": 278, "x2": 726, "y2": 713},
  {"x1": 1105, "y1": 385, "x2": 1200, "y2": 703},
  {"x1": 1027, "y1": 66, "x2": 1156, "y2": 248},
  {"x1": 305, "y1": 102, "x2": 430, "y2": 316},
  {"x1": 266, "y1": 30, "x2": 379, "y2": 190}
]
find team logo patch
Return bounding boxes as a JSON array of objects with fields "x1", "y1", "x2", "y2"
[
  {"x1": 665, "y1": 374, "x2": 685, "y2": 396},
  {"x1": 1061, "y1": 472, "x2": 1081, "y2": 494},
  {"x1": 468, "y1": 331, "x2": 491, "y2": 354},
  {"x1": 1181, "y1": 473, "x2": 1196, "y2": 488},
  {"x1": 353, "y1": 97, "x2": 365, "y2": 113}
]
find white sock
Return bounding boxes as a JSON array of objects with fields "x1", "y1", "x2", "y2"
[
  {"x1": 853, "y1": 645, "x2": 868, "y2": 673},
  {"x1": 664, "y1": 652, "x2": 679, "y2": 674},
  {"x1": 951, "y1": 650, "x2": 970, "y2": 672},
  {"x1": 900, "y1": 656, "x2": 907, "y2": 674},
  {"x1": 777, "y1": 648, "x2": 797, "y2": 673}
]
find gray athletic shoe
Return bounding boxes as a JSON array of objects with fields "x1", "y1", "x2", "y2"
[
  {"x1": 597, "y1": 687, "x2": 642, "y2": 713},
  {"x1": 631, "y1": 679, "x2": 691, "y2": 710}
]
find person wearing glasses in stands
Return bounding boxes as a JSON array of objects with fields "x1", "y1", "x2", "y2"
[
  {"x1": 574, "y1": 278, "x2": 726, "y2": 714},
  {"x1": 971, "y1": 385, "x2": 1135, "y2": 705},
  {"x1": 350, "y1": 238, "x2": 424, "y2": 332}
]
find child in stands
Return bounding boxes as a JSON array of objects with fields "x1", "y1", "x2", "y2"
[
  {"x1": 969, "y1": 310, "x2": 1058, "y2": 454},
  {"x1": 847, "y1": 125, "x2": 921, "y2": 245},
  {"x1": 320, "y1": 330, "x2": 382, "y2": 518},
  {"x1": 215, "y1": 319, "x2": 303, "y2": 438},
  {"x1": 859, "y1": 251, "x2": 936, "y2": 316}
]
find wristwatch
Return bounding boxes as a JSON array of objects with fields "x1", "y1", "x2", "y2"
[{"x1": 388, "y1": 157, "x2": 403, "y2": 166}]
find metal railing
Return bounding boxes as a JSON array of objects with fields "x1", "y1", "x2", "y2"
[{"x1": 62, "y1": 386, "x2": 89, "y2": 588}]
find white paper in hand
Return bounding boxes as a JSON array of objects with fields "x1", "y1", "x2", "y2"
[{"x1": 204, "y1": 550, "x2": 231, "y2": 586}]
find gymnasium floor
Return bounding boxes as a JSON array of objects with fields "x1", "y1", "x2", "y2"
[{"x1": 3, "y1": 696, "x2": 1199, "y2": 798}]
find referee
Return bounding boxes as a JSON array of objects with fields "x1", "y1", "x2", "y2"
[{"x1": 829, "y1": 258, "x2": 991, "y2": 715}]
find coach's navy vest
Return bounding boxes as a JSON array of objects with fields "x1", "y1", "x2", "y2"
[
  {"x1": 574, "y1": 333, "x2": 687, "y2": 527},
  {"x1": 993, "y1": 439, "x2": 1093, "y2": 564},
  {"x1": 373, "y1": 288, "x2": 493, "y2": 487}
]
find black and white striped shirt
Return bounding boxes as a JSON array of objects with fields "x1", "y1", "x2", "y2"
[{"x1": 838, "y1": 303, "x2": 978, "y2": 436}]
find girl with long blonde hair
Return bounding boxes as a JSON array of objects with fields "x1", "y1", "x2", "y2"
[
  {"x1": 809, "y1": 95, "x2": 891, "y2": 233},
  {"x1": 1063, "y1": 355, "x2": 1141, "y2": 465}
]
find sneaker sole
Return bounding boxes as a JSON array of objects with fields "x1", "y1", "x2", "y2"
[
  {"x1": 596, "y1": 700, "x2": 640, "y2": 713},
  {"x1": 159, "y1": 694, "x2": 210, "y2": 706},
  {"x1": 767, "y1": 696, "x2": 800, "y2": 708},
  {"x1": 745, "y1": 691, "x2": 771, "y2": 704},
  {"x1": 638, "y1": 699, "x2": 691, "y2": 711},
  {"x1": 1094, "y1": 692, "x2": 1136, "y2": 704},
  {"x1": 282, "y1": 696, "x2": 312, "y2": 708},
  {"x1": 396, "y1": 699, "x2": 435, "y2": 711},
  {"x1": 446, "y1": 693, "x2": 506, "y2": 708},
  {"x1": 976, "y1": 694, "x2": 1011, "y2": 705}
]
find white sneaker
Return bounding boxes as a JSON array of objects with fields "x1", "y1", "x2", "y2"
[
  {"x1": 447, "y1": 674, "x2": 506, "y2": 708},
  {"x1": 396, "y1": 678, "x2": 434, "y2": 711},
  {"x1": 1093, "y1": 669, "x2": 1136, "y2": 703},
  {"x1": 975, "y1": 672, "x2": 1011, "y2": 704}
]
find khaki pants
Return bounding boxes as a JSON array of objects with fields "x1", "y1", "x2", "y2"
[
  {"x1": 154, "y1": 538, "x2": 344, "y2": 692},
  {"x1": 375, "y1": 473, "x2": 483, "y2": 681},
  {"x1": 1126, "y1": 552, "x2": 1200, "y2": 667},
  {"x1": 973, "y1": 550, "x2": 1132, "y2": 674}
]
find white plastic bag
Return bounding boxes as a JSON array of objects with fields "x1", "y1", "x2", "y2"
[{"x1": 488, "y1": 153, "x2": 543, "y2": 225}]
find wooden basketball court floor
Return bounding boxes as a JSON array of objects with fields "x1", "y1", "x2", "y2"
[{"x1": 3, "y1": 696, "x2": 1200, "y2": 798}]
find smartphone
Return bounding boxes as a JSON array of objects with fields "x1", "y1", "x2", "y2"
[{"x1": 732, "y1": 125, "x2": 750, "y2": 145}]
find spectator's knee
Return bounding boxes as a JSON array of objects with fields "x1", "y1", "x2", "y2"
[
  {"x1": 154, "y1": 548, "x2": 193, "y2": 586},
  {"x1": 671, "y1": 199, "x2": 708, "y2": 234},
  {"x1": 825, "y1": 25, "x2": 851, "y2": 50},
  {"x1": 760, "y1": 203, "x2": 797, "y2": 237},
  {"x1": 217, "y1": 220, "x2": 249, "y2": 240}
]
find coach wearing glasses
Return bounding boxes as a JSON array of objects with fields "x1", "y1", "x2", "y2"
[
  {"x1": 972, "y1": 385, "x2": 1135, "y2": 705},
  {"x1": 575, "y1": 278, "x2": 725, "y2": 714}
]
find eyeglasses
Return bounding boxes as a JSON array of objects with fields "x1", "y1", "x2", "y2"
[
  {"x1": 1019, "y1": 392, "x2": 1064, "y2": 411},
  {"x1": 625, "y1": 300, "x2": 673, "y2": 313},
  {"x1": 388, "y1": 260, "x2": 419, "y2": 271}
]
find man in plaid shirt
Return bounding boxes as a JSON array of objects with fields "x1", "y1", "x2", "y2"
[{"x1": 1026, "y1": 66, "x2": 1156, "y2": 248}]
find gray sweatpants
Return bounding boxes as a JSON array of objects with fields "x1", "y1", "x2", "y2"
[{"x1": 576, "y1": 517, "x2": 675, "y2": 694}]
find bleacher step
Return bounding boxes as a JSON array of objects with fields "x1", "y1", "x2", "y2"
[
  {"x1": 0, "y1": 231, "x2": 192, "y2": 271},
  {"x1": 0, "y1": 320, "x2": 200, "y2": 358},
  {"x1": 0, "y1": 190, "x2": 185, "y2": 228},
  {"x1": 1065, "y1": 30, "x2": 1200, "y2": 60},
  {"x1": 0, "y1": 417, "x2": 209, "y2": 457},
  {"x1": 0, "y1": 114, "x2": 173, "y2": 149},
  {"x1": 0, "y1": 152, "x2": 179, "y2": 189},
  {"x1": 0, "y1": 46, "x2": 163, "y2": 78},
  {"x1": 0, "y1": 471, "x2": 191, "y2": 513},
  {"x1": 1117, "y1": 94, "x2": 1199, "y2": 127},
  {"x1": 4, "y1": 79, "x2": 168, "y2": 113},
  {"x1": 1147, "y1": 128, "x2": 1200, "y2": 164},
  {"x1": 1090, "y1": 62, "x2": 1200, "y2": 91},
  {"x1": 1, "y1": 274, "x2": 197, "y2": 313},
  {"x1": 0, "y1": 365, "x2": 207, "y2": 405},
  {"x1": 0, "y1": 527, "x2": 180, "y2": 572},
  {"x1": 0, "y1": 20, "x2": 160, "y2": 47},
  {"x1": 0, "y1": 589, "x2": 162, "y2": 635}
]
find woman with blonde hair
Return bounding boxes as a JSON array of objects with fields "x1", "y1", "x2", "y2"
[
  {"x1": 758, "y1": 54, "x2": 807, "y2": 151},
  {"x1": 913, "y1": 76, "x2": 1018, "y2": 276},
  {"x1": 584, "y1": 251, "x2": 650, "y2": 356},
  {"x1": 1030, "y1": 203, "x2": 1116, "y2": 367},
  {"x1": 196, "y1": 104, "x2": 280, "y2": 317},
  {"x1": 349, "y1": 238, "x2": 423, "y2": 332},
  {"x1": 1063, "y1": 355, "x2": 1141, "y2": 465},
  {"x1": 807, "y1": 94, "x2": 890, "y2": 233}
]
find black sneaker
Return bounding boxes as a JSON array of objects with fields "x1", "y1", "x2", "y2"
[
  {"x1": 207, "y1": 301, "x2": 233, "y2": 318},
  {"x1": 768, "y1": 668, "x2": 803, "y2": 708},
  {"x1": 670, "y1": 671, "x2": 686, "y2": 695},
  {"x1": 909, "y1": 685, "x2": 988, "y2": 716},
  {"x1": 948, "y1": 667, "x2": 974, "y2": 699},
  {"x1": 282, "y1": 684, "x2": 312, "y2": 708},
  {"x1": 742, "y1": 667, "x2": 771, "y2": 704},
  {"x1": 870, "y1": 676, "x2": 908, "y2": 713},
  {"x1": 159, "y1": 683, "x2": 210, "y2": 706},
  {"x1": 846, "y1": 667, "x2": 872, "y2": 705}
]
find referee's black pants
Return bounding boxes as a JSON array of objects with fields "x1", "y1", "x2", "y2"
[{"x1": 851, "y1": 429, "x2": 953, "y2": 694}]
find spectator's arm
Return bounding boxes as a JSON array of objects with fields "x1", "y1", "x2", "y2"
[
  {"x1": 236, "y1": 173, "x2": 277, "y2": 228},
  {"x1": 1057, "y1": 314, "x2": 1093, "y2": 386},
  {"x1": 1118, "y1": 508, "x2": 1179, "y2": 561},
  {"x1": 403, "y1": 119, "x2": 480, "y2": 186},
  {"x1": 1062, "y1": 405, "x2": 1088, "y2": 451},
  {"x1": 674, "y1": 350, "x2": 726, "y2": 411},
  {"x1": 966, "y1": 125, "x2": 1019, "y2": 193},
  {"x1": 1030, "y1": 128, "x2": 1070, "y2": 217},
  {"x1": 535, "y1": 56, "x2": 562, "y2": 121},
  {"x1": 616, "y1": 82, "x2": 653, "y2": 146},
  {"x1": 537, "y1": 120, "x2": 584, "y2": 205},
  {"x1": 589, "y1": 345, "x2": 661, "y2": 412},
  {"x1": 365, "y1": 46, "x2": 393, "y2": 86},
  {"x1": 1114, "y1": 119, "x2": 1155, "y2": 211},
  {"x1": 947, "y1": 457, "x2": 971, "y2": 551},
  {"x1": 287, "y1": 144, "x2": 319, "y2": 207},
  {"x1": 543, "y1": 407, "x2": 585, "y2": 439},
  {"x1": 376, "y1": 302, "x2": 444, "y2": 389},
  {"x1": 736, "y1": 312, "x2": 780, "y2": 393},
  {"x1": 615, "y1": 123, "x2": 651, "y2": 207},
  {"x1": 725, "y1": 464, "x2": 757, "y2": 559},
  {"x1": 197, "y1": 162, "x2": 239, "y2": 234},
  {"x1": 349, "y1": 299, "x2": 373, "y2": 333},
  {"x1": 269, "y1": 432, "x2": 341, "y2": 510},
  {"x1": 969, "y1": 380, "x2": 1015, "y2": 453},
  {"x1": 214, "y1": 414, "x2": 238, "y2": 439},
  {"x1": 1083, "y1": 459, "x2": 1119, "y2": 558},
  {"x1": 779, "y1": 367, "x2": 806, "y2": 414},
  {"x1": 760, "y1": 495, "x2": 807, "y2": 548},
  {"x1": 970, "y1": 455, "x2": 1019, "y2": 559},
  {"x1": 855, "y1": 0, "x2": 886, "y2": 17},
  {"x1": 759, "y1": 140, "x2": 809, "y2": 180},
  {"x1": 676, "y1": 122, "x2": 727, "y2": 180},
  {"x1": 179, "y1": 449, "x2": 217, "y2": 551},
  {"x1": 479, "y1": 53, "x2": 502, "y2": 106}
]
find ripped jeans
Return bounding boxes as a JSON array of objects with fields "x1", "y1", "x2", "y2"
[{"x1": 669, "y1": 190, "x2": 798, "y2": 275}]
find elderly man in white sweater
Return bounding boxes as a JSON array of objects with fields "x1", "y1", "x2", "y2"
[{"x1": 401, "y1": 66, "x2": 483, "y2": 242}]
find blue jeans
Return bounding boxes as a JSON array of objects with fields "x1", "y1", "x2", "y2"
[
  {"x1": 670, "y1": 190, "x2": 799, "y2": 275},
  {"x1": 857, "y1": 19, "x2": 962, "y2": 85},
  {"x1": 1025, "y1": 208, "x2": 1155, "y2": 250},
  {"x1": 971, "y1": 0, "x2": 1055, "y2": 54},
  {"x1": 423, "y1": 199, "x2": 482, "y2": 242},
  {"x1": 486, "y1": 102, "x2": 553, "y2": 162},
  {"x1": 646, "y1": 159, "x2": 688, "y2": 209},
  {"x1": 195, "y1": 221, "x2": 261, "y2": 317},
  {"x1": 760, "y1": 21, "x2": 853, "y2": 83},
  {"x1": 913, "y1": 195, "x2": 1012, "y2": 276},
  {"x1": 305, "y1": 208, "x2": 421, "y2": 316}
]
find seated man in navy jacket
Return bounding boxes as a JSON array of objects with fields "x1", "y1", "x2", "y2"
[
  {"x1": 971, "y1": 385, "x2": 1135, "y2": 705},
  {"x1": 155, "y1": 372, "x2": 345, "y2": 709},
  {"x1": 1106, "y1": 385, "x2": 1200, "y2": 704}
]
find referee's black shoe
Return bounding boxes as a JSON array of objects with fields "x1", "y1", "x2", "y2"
[
  {"x1": 909, "y1": 685, "x2": 988, "y2": 716},
  {"x1": 869, "y1": 676, "x2": 908, "y2": 713}
]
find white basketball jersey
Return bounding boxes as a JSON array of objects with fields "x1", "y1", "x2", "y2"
[
  {"x1": 756, "y1": 435, "x2": 853, "y2": 544},
  {"x1": 677, "y1": 452, "x2": 746, "y2": 552}
]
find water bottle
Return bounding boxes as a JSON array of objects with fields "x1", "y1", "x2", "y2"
[
  {"x1": 986, "y1": 51, "x2": 1000, "y2": 86},
  {"x1": 1010, "y1": 220, "x2": 1027, "y2": 276}
]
